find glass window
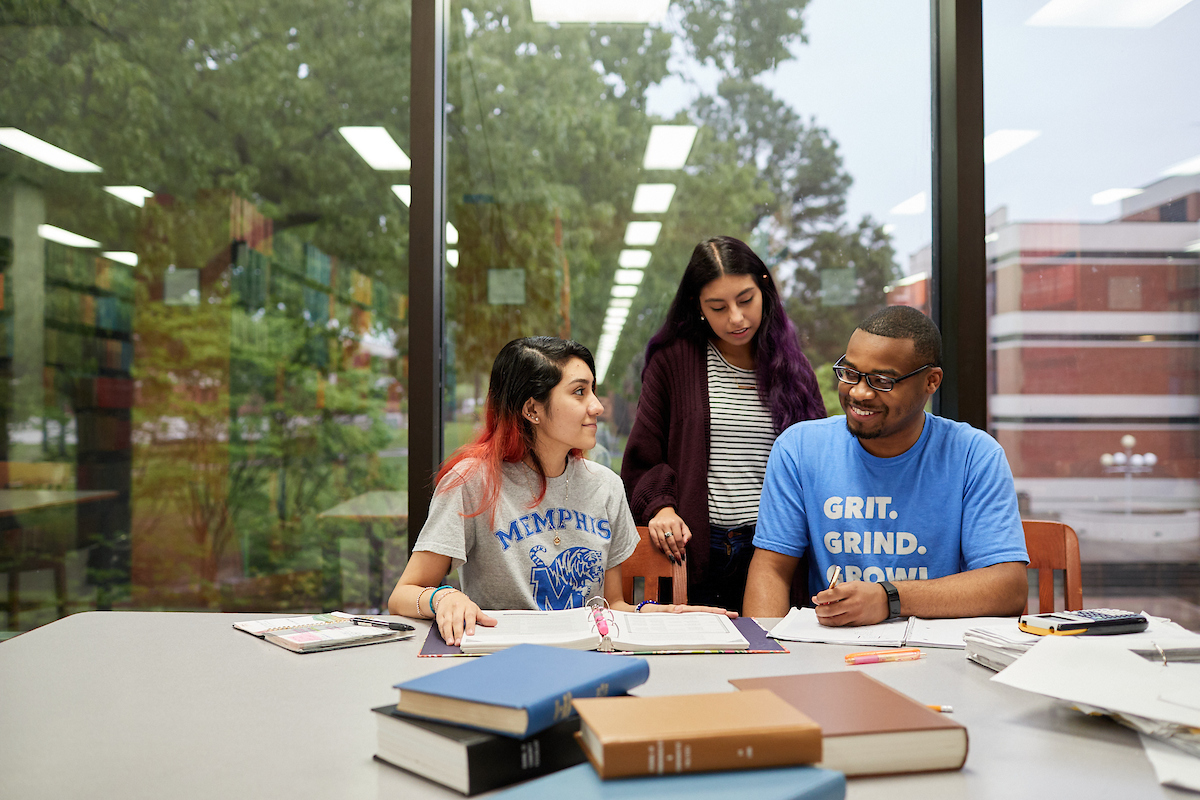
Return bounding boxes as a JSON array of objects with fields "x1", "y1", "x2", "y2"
[
  {"x1": 444, "y1": 0, "x2": 931, "y2": 462},
  {"x1": 983, "y1": 0, "x2": 1200, "y2": 628},
  {"x1": 1, "y1": 2, "x2": 410, "y2": 634}
]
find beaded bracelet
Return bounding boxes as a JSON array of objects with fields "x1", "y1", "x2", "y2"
[
  {"x1": 432, "y1": 587, "x2": 459, "y2": 615},
  {"x1": 415, "y1": 586, "x2": 435, "y2": 619},
  {"x1": 635, "y1": 600, "x2": 658, "y2": 613},
  {"x1": 428, "y1": 585, "x2": 455, "y2": 615}
]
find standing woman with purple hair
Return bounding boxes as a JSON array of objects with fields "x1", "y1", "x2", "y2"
[{"x1": 621, "y1": 237, "x2": 825, "y2": 613}]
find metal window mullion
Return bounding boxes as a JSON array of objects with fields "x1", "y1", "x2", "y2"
[
  {"x1": 408, "y1": 0, "x2": 449, "y2": 552},
  {"x1": 931, "y1": 0, "x2": 987, "y2": 428}
]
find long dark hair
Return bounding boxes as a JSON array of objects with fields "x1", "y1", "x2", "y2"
[
  {"x1": 438, "y1": 336, "x2": 596, "y2": 518},
  {"x1": 644, "y1": 236, "x2": 824, "y2": 432}
]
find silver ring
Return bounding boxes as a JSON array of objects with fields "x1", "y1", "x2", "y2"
[{"x1": 664, "y1": 532, "x2": 673, "y2": 538}]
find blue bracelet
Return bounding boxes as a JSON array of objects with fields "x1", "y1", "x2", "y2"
[
  {"x1": 428, "y1": 585, "x2": 454, "y2": 615},
  {"x1": 635, "y1": 600, "x2": 658, "y2": 613}
]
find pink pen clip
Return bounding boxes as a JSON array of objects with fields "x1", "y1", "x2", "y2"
[{"x1": 591, "y1": 607, "x2": 610, "y2": 636}]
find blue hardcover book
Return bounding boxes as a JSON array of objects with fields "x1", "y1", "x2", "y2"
[
  {"x1": 394, "y1": 644, "x2": 650, "y2": 738},
  {"x1": 492, "y1": 763, "x2": 846, "y2": 800}
]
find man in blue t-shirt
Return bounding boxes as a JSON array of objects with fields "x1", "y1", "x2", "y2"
[{"x1": 744, "y1": 306, "x2": 1028, "y2": 625}]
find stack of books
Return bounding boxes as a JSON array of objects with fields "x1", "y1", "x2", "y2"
[
  {"x1": 377, "y1": 641, "x2": 968, "y2": 798},
  {"x1": 374, "y1": 643, "x2": 649, "y2": 795}
]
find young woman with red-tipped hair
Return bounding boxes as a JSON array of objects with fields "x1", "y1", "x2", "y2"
[{"x1": 388, "y1": 336, "x2": 734, "y2": 646}]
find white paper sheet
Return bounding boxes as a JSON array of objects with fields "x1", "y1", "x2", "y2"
[
  {"x1": 1140, "y1": 734, "x2": 1200, "y2": 794},
  {"x1": 991, "y1": 636, "x2": 1200, "y2": 728}
]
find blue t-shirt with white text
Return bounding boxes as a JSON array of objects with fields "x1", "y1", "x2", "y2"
[{"x1": 754, "y1": 413, "x2": 1028, "y2": 593}]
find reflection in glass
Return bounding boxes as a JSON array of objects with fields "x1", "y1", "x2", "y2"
[
  {"x1": 1, "y1": 2, "x2": 411, "y2": 633},
  {"x1": 982, "y1": 0, "x2": 1200, "y2": 627},
  {"x1": 445, "y1": 0, "x2": 930, "y2": 454}
]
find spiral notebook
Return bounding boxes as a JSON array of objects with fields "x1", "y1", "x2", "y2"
[{"x1": 233, "y1": 612, "x2": 413, "y2": 653}]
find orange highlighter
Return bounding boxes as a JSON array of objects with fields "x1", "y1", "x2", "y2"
[{"x1": 844, "y1": 648, "x2": 924, "y2": 665}]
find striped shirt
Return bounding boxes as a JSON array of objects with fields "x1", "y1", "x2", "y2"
[{"x1": 706, "y1": 342, "x2": 777, "y2": 528}]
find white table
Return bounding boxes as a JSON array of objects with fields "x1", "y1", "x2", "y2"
[{"x1": 0, "y1": 611, "x2": 1187, "y2": 799}]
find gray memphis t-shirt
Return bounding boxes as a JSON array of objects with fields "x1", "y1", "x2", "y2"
[{"x1": 413, "y1": 457, "x2": 640, "y2": 611}]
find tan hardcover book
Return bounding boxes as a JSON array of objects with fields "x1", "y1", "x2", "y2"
[
  {"x1": 730, "y1": 672, "x2": 968, "y2": 777},
  {"x1": 570, "y1": 689, "x2": 822, "y2": 779}
]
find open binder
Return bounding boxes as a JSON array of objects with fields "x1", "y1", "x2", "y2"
[{"x1": 457, "y1": 606, "x2": 751, "y2": 654}]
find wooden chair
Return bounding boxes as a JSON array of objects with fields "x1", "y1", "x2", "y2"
[
  {"x1": 1022, "y1": 520, "x2": 1083, "y2": 613},
  {"x1": 620, "y1": 526, "x2": 688, "y2": 605}
]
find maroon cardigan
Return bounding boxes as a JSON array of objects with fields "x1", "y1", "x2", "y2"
[{"x1": 621, "y1": 337, "x2": 822, "y2": 604}]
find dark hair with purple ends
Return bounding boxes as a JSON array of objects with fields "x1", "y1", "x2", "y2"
[{"x1": 644, "y1": 236, "x2": 825, "y2": 432}]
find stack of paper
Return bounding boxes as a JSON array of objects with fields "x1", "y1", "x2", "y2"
[
  {"x1": 991, "y1": 635, "x2": 1200, "y2": 792},
  {"x1": 963, "y1": 614, "x2": 1198, "y2": 672}
]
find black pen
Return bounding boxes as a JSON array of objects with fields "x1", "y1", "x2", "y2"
[{"x1": 350, "y1": 616, "x2": 415, "y2": 631}]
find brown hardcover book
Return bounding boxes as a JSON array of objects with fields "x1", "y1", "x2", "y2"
[
  {"x1": 730, "y1": 672, "x2": 968, "y2": 777},
  {"x1": 570, "y1": 689, "x2": 822, "y2": 779}
]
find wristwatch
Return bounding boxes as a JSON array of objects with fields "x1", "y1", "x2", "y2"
[{"x1": 879, "y1": 580, "x2": 902, "y2": 620}]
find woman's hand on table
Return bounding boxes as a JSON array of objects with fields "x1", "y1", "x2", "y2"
[
  {"x1": 646, "y1": 602, "x2": 738, "y2": 619},
  {"x1": 434, "y1": 590, "x2": 497, "y2": 646}
]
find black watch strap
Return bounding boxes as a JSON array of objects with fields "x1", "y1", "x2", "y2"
[{"x1": 880, "y1": 580, "x2": 902, "y2": 620}]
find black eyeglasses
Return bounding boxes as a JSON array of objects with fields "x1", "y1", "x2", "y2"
[{"x1": 833, "y1": 356, "x2": 933, "y2": 392}]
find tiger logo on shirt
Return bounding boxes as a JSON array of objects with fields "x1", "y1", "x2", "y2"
[{"x1": 528, "y1": 545, "x2": 605, "y2": 610}]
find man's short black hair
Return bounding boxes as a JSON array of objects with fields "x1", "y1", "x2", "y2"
[{"x1": 856, "y1": 306, "x2": 942, "y2": 368}]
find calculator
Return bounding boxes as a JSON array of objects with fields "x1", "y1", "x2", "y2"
[{"x1": 1018, "y1": 608, "x2": 1149, "y2": 636}]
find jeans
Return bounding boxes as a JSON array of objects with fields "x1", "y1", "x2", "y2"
[{"x1": 692, "y1": 524, "x2": 756, "y2": 614}]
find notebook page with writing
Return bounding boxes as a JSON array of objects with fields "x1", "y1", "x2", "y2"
[
  {"x1": 904, "y1": 616, "x2": 1017, "y2": 649},
  {"x1": 766, "y1": 607, "x2": 909, "y2": 646}
]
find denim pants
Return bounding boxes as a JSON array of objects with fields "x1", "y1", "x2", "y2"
[{"x1": 692, "y1": 524, "x2": 756, "y2": 614}]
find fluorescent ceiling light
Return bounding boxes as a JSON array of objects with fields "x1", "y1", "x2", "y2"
[
  {"x1": 1027, "y1": 0, "x2": 1192, "y2": 28},
  {"x1": 530, "y1": 0, "x2": 669, "y2": 23},
  {"x1": 104, "y1": 186, "x2": 153, "y2": 207},
  {"x1": 391, "y1": 185, "x2": 411, "y2": 206},
  {"x1": 642, "y1": 126, "x2": 698, "y2": 170},
  {"x1": 889, "y1": 192, "x2": 926, "y2": 215},
  {"x1": 1162, "y1": 154, "x2": 1200, "y2": 176},
  {"x1": 609, "y1": 298, "x2": 633, "y2": 308},
  {"x1": 102, "y1": 251, "x2": 138, "y2": 267},
  {"x1": 624, "y1": 221, "x2": 662, "y2": 246},
  {"x1": 984, "y1": 130, "x2": 1040, "y2": 164},
  {"x1": 598, "y1": 335, "x2": 620, "y2": 347},
  {"x1": 603, "y1": 322, "x2": 624, "y2": 333},
  {"x1": 447, "y1": 222, "x2": 459, "y2": 245},
  {"x1": 614, "y1": 269, "x2": 644, "y2": 286},
  {"x1": 0, "y1": 128, "x2": 102, "y2": 172},
  {"x1": 611, "y1": 285, "x2": 638, "y2": 298},
  {"x1": 38, "y1": 224, "x2": 100, "y2": 248},
  {"x1": 39, "y1": 224, "x2": 102, "y2": 249},
  {"x1": 605, "y1": 307, "x2": 630, "y2": 319},
  {"x1": 618, "y1": 249, "x2": 652, "y2": 268},
  {"x1": 631, "y1": 183, "x2": 677, "y2": 214},
  {"x1": 338, "y1": 126, "x2": 411, "y2": 170},
  {"x1": 1091, "y1": 188, "x2": 1144, "y2": 205},
  {"x1": 446, "y1": 249, "x2": 459, "y2": 267}
]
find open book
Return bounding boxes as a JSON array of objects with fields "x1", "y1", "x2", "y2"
[
  {"x1": 768, "y1": 606, "x2": 1016, "y2": 649},
  {"x1": 458, "y1": 607, "x2": 749, "y2": 655}
]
